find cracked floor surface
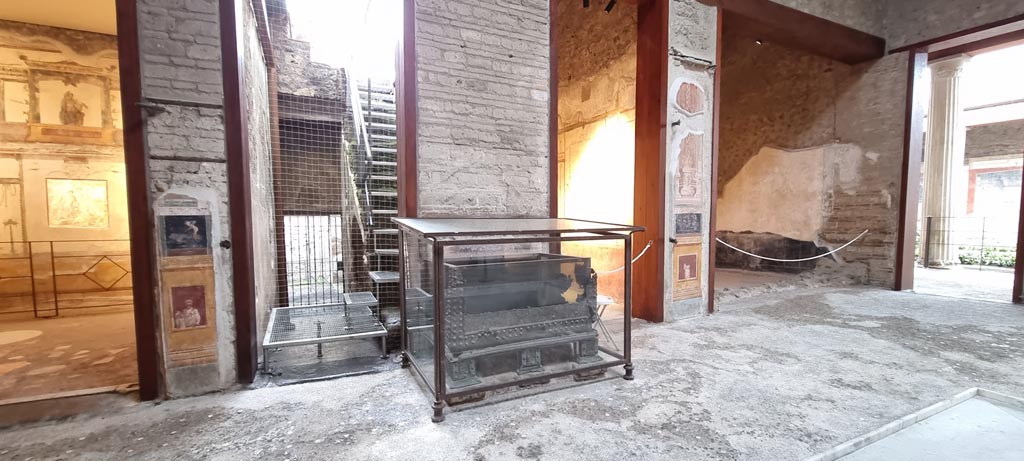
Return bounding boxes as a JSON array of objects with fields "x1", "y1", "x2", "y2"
[{"x1": 1, "y1": 288, "x2": 1022, "y2": 460}]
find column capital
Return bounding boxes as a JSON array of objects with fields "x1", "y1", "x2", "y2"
[{"x1": 929, "y1": 54, "x2": 971, "y2": 79}]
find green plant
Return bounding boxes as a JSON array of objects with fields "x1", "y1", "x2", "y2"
[{"x1": 958, "y1": 246, "x2": 1016, "y2": 268}]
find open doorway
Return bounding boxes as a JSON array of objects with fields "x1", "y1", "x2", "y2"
[
  {"x1": 0, "y1": 3, "x2": 138, "y2": 403},
  {"x1": 911, "y1": 43, "x2": 1024, "y2": 303},
  {"x1": 554, "y1": 1, "x2": 637, "y2": 324},
  {"x1": 257, "y1": 0, "x2": 404, "y2": 379}
]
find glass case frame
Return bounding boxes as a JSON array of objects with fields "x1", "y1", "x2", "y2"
[{"x1": 393, "y1": 218, "x2": 644, "y2": 422}]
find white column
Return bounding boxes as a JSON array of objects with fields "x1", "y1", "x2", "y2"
[{"x1": 922, "y1": 55, "x2": 970, "y2": 267}]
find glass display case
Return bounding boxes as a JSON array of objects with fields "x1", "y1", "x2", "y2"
[{"x1": 394, "y1": 218, "x2": 644, "y2": 422}]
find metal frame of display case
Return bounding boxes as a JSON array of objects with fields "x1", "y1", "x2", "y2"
[{"x1": 393, "y1": 218, "x2": 644, "y2": 422}]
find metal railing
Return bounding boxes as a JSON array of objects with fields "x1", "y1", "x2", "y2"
[
  {"x1": 920, "y1": 216, "x2": 1018, "y2": 268},
  {"x1": 0, "y1": 239, "x2": 133, "y2": 318}
]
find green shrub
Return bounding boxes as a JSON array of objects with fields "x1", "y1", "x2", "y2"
[{"x1": 958, "y1": 246, "x2": 1016, "y2": 268}]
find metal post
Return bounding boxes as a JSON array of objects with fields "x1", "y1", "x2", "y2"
[
  {"x1": 50, "y1": 241, "x2": 59, "y2": 317},
  {"x1": 431, "y1": 239, "x2": 446, "y2": 422},
  {"x1": 979, "y1": 217, "x2": 986, "y2": 268},
  {"x1": 923, "y1": 216, "x2": 933, "y2": 268},
  {"x1": 398, "y1": 229, "x2": 410, "y2": 368},
  {"x1": 623, "y1": 235, "x2": 633, "y2": 381}
]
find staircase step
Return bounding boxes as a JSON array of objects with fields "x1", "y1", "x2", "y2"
[
  {"x1": 371, "y1": 134, "x2": 397, "y2": 141},
  {"x1": 371, "y1": 161, "x2": 397, "y2": 167},
  {"x1": 368, "y1": 123, "x2": 397, "y2": 130},
  {"x1": 370, "y1": 191, "x2": 398, "y2": 197},
  {"x1": 371, "y1": 209, "x2": 398, "y2": 215},
  {"x1": 373, "y1": 147, "x2": 397, "y2": 154},
  {"x1": 368, "y1": 111, "x2": 396, "y2": 119},
  {"x1": 373, "y1": 228, "x2": 399, "y2": 234},
  {"x1": 373, "y1": 249, "x2": 399, "y2": 256},
  {"x1": 371, "y1": 175, "x2": 398, "y2": 181},
  {"x1": 362, "y1": 101, "x2": 396, "y2": 110}
]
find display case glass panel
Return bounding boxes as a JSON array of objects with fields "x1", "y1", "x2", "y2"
[{"x1": 396, "y1": 218, "x2": 642, "y2": 422}]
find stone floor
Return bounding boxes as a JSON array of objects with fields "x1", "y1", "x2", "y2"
[
  {"x1": 913, "y1": 265, "x2": 1015, "y2": 304},
  {"x1": 1, "y1": 288, "x2": 1023, "y2": 460},
  {"x1": 0, "y1": 310, "x2": 138, "y2": 403}
]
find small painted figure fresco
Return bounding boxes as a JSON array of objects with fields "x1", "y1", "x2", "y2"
[
  {"x1": 677, "y1": 254, "x2": 697, "y2": 281},
  {"x1": 46, "y1": 179, "x2": 109, "y2": 228},
  {"x1": 171, "y1": 285, "x2": 207, "y2": 330},
  {"x1": 59, "y1": 91, "x2": 88, "y2": 126},
  {"x1": 162, "y1": 215, "x2": 210, "y2": 256}
]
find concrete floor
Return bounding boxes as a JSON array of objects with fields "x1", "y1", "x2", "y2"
[
  {"x1": 0, "y1": 311, "x2": 138, "y2": 403},
  {"x1": 1, "y1": 288, "x2": 1022, "y2": 460},
  {"x1": 913, "y1": 265, "x2": 1015, "y2": 303}
]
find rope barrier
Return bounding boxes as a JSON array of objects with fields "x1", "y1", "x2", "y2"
[
  {"x1": 715, "y1": 229, "x2": 870, "y2": 263},
  {"x1": 595, "y1": 240, "x2": 654, "y2": 275}
]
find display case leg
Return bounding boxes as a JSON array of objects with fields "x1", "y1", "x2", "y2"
[
  {"x1": 431, "y1": 400, "x2": 446, "y2": 423},
  {"x1": 623, "y1": 363, "x2": 634, "y2": 381},
  {"x1": 380, "y1": 336, "x2": 389, "y2": 359},
  {"x1": 400, "y1": 351, "x2": 411, "y2": 369}
]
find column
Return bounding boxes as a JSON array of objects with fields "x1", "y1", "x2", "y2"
[{"x1": 922, "y1": 55, "x2": 970, "y2": 267}]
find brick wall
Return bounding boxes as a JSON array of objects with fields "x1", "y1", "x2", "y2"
[
  {"x1": 414, "y1": 0, "x2": 550, "y2": 217},
  {"x1": 967, "y1": 119, "x2": 1024, "y2": 160},
  {"x1": 139, "y1": 0, "x2": 223, "y2": 104}
]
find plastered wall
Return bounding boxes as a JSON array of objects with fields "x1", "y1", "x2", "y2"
[{"x1": 666, "y1": 0, "x2": 718, "y2": 320}]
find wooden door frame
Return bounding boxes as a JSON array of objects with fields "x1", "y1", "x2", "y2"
[
  {"x1": 115, "y1": 0, "x2": 162, "y2": 400},
  {"x1": 892, "y1": 19, "x2": 1024, "y2": 303}
]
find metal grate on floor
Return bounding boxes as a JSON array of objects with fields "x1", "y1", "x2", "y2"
[{"x1": 265, "y1": 302, "x2": 386, "y2": 348}]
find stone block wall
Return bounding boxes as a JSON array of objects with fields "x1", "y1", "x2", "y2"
[
  {"x1": 139, "y1": 0, "x2": 224, "y2": 103},
  {"x1": 414, "y1": 0, "x2": 551, "y2": 217}
]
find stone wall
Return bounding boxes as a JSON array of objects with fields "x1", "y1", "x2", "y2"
[
  {"x1": 414, "y1": 0, "x2": 550, "y2": 217},
  {"x1": 769, "y1": 0, "x2": 885, "y2": 37},
  {"x1": 138, "y1": 0, "x2": 234, "y2": 396},
  {"x1": 967, "y1": 119, "x2": 1024, "y2": 160},
  {"x1": 555, "y1": 0, "x2": 637, "y2": 301},
  {"x1": 884, "y1": 0, "x2": 1024, "y2": 50},
  {"x1": 242, "y1": 0, "x2": 278, "y2": 349}
]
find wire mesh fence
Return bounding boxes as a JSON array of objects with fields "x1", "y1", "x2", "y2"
[
  {"x1": 256, "y1": 1, "x2": 400, "y2": 363},
  {"x1": 920, "y1": 216, "x2": 1019, "y2": 268}
]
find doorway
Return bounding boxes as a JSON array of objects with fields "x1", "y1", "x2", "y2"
[
  {"x1": 894, "y1": 22, "x2": 1024, "y2": 304},
  {"x1": 0, "y1": 2, "x2": 140, "y2": 403},
  {"x1": 553, "y1": 0, "x2": 637, "y2": 323}
]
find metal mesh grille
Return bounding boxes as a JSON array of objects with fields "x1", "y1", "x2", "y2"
[{"x1": 257, "y1": 1, "x2": 400, "y2": 355}]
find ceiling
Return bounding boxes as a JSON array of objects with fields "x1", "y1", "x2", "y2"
[{"x1": 0, "y1": 0, "x2": 117, "y2": 35}]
